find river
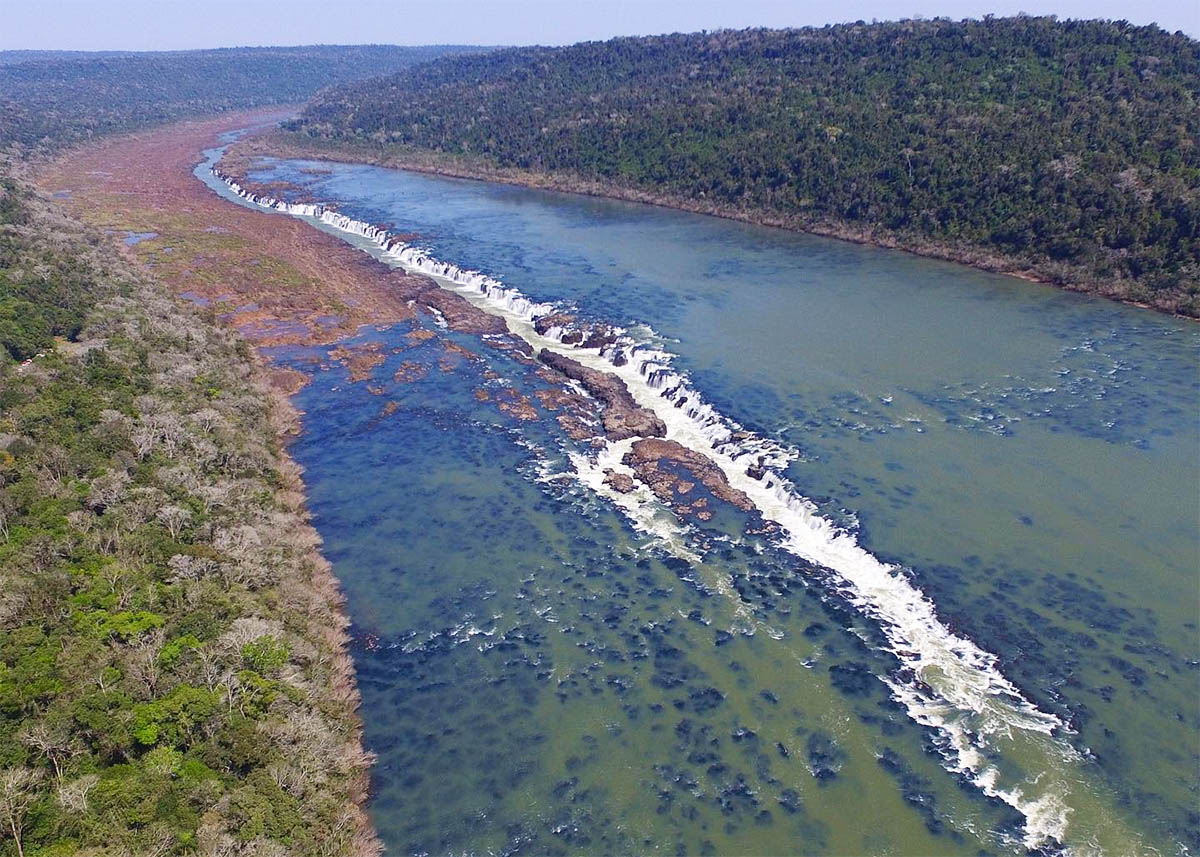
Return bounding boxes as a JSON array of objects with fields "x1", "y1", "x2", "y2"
[{"x1": 197, "y1": 144, "x2": 1198, "y2": 856}]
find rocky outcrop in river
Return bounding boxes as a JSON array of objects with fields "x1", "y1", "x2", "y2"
[
  {"x1": 537, "y1": 349, "x2": 666, "y2": 441},
  {"x1": 624, "y1": 438, "x2": 754, "y2": 512}
]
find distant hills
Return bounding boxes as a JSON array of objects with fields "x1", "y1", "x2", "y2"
[
  {"x1": 287, "y1": 18, "x2": 1199, "y2": 313},
  {"x1": 0, "y1": 45, "x2": 490, "y2": 151}
]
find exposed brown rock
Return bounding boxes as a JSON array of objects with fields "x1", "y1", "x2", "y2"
[
  {"x1": 534, "y1": 312, "x2": 574, "y2": 335},
  {"x1": 36, "y1": 112, "x2": 427, "y2": 349},
  {"x1": 442, "y1": 340, "x2": 481, "y2": 361},
  {"x1": 393, "y1": 361, "x2": 427, "y2": 383},
  {"x1": 328, "y1": 342, "x2": 385, "y2": 382},
  {"x1": 537, "y1": 349, "x2": 666, "y2": 441},
  {"x1": 603, "y1": 470, "x2": 636, "y2": 493},
  {"x1": 268, "y1": 366, "x2": 311, "y2": 396},
  {"x1": 419, "y1": 288, "x2": 508, "y2": 336},
  {"x1": 623, "y1": 438, "x2": 753, "y2": 513},
  {"x1": 533, "y1": 386, "x2": 580, "y2": 411},
  {"x1": 557, "y1": 414, "x2": 601, "y2": 442},
  {"x1": 581, "y1": 326, "x2": 619, "y2": 350},
  {"x1": 496, "y1": 388, "x2": 538, "y2": 421}
]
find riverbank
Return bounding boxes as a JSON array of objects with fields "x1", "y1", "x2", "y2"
[
  {"x1": 35, "y1": 112, "x2": 426, "y2": 349},
  {"x1": 25, "y1": 109, "x2": 389, "y2": 854},
  {"x1": 218, "y1": 131, "x2": 1197, "y2": 319}
]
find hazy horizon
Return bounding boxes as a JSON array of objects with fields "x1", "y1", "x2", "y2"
[{"x1": 3, "y1": 0, "x2": 1196, "y2": 53}]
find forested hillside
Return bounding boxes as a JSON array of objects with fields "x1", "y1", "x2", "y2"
[
  {"x1": 0, "y1": 162, "x2": 378, "y2": 854},
  {"x1": 288, "y1": 18, "x2": 1199, "y2": 313},
  {"x1": 0, "y1": 40, "x2": 476, "y2": 857},
  {"x1": 0, "y1": 45, "x2": 486, "y2": 151}
]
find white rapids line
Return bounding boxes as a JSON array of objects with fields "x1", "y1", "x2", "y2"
[{"x1": 215, "y1": 169, "x2": 1108, "y2": 851}]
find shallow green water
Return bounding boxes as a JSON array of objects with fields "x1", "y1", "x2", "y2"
[{"x1": 200, "y1": 147, "x2": 1198, "y2": 855}]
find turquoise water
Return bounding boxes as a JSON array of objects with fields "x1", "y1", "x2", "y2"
[{"x1": 206, "y1": 152, "x2": 1197, "y2": 855}]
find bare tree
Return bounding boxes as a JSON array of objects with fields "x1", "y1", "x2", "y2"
[
  {"x1": 141, "y1": 822, "x2": 178, "y2": 857},
  {"x1": 55, "y1": 773, "x2": 98, "y2": 814},
  {"x1": 0, "y1": 489, "x2": 13, "y2": 542},
  {"x1": 156, "y1": 505, "x2": 192, "y2": 540},
  {"x1": 196, "y1": 481, "x2": 233, "y2": 514},
  {"x1": 20, "y1": 725, "x2": 76, "y2": 785},
  {"x1": 191, "y1": 407, "x2": 225, "y2": 433},
  {"x1": 157, "y1": 465, "x2": 202, "y2": 495},
  {"x1": 125, "y1": 628, "x2": 166, "y2": 699},
  {"x1": 122, "y1": 486, "x2": 168, "y2": 532},
  {"x1": 132, "y1": 425, "x2": 157, "y2": 460},
  {"x1": 35, "y1": 445, "x2": 74, "y2": 487},
  {"x1": 87, "y1": 470, "x2": 131, "y2": 513},
  {"x1": 154, "y1": 412, "x2": 186, "y2": 459},
  {"x1": 195, "y1": 647, "x2": 224, "y2": 692},
  {"x1": 166, "y1": 553, "x2": 216, "y2": 585},
  {"x1": 0, "y1": 767, "x2": 42, "y2": 857}
]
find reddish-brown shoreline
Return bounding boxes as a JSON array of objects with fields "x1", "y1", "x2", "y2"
[{"x1": 35, "y1": 110, "x2": 428, "y2": 349}]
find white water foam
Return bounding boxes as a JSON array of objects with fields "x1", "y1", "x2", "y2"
[{"x1": 215, "y1": 169, "x2": 1117, "y2": 851}]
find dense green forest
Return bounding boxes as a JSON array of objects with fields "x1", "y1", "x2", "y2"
[
  {"x1": 0, "y1": 45, "x2": 485, "y2": 151},
  {"x1": 0, "y1": 51, "x2": 134, "y2": 66},
  {"x1": 0, "y1": 42, "x2": 479, "y2": 856},
  {"x1": 0, "y1": 165, "x2": 378, "y2": 855},
  {"x1": 289, "y1": 18, "x2": 1199, "y2": 312}
]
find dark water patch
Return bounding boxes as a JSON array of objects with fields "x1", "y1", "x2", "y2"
[{"x1": 123, "y1": 230, "x2": 157, "y2": 245}]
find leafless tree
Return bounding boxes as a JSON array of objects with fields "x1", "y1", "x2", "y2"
[
  {"x1": 157, "y1": 464, "x2": 202, "y2": 495},
  {"x1": 55, "y1": 773, "x2": 98, "y2": 814},
  {"x1": 87, "y1": 470, "x2": 131, "y2": 512},
  {"x1": 20, "y1": 725, "x2": 76, "y2": 786},
  {"x1": 0, "y1": 489, "x2": 13, "y2": 542},
  {"x1": 132, "y1": 425, "x2": 157, "y2": 460},
  {"x1": 124, "y1": 628, "x2": 166, "y2": 699},
  {"x1": 166, "y1": 553, "x2": 216, "y2": 585},
  {"x1": 122, "y1": 486, "x2": 168, "y2": 532},
  {"x1": 196, "y1": 482, "x2": 232, "y2": 514},
  {"x1": 191, "y1": 407, "x2": 225, "y2": 433},
  {"x1": 140, "y1": 822, "x2": 178, "y2": 857},
  {"x1": 196, "y1": 647, "x2": 224, "y2": 692},
  {"x1": 156, "y1": 505, "x2": 192, "y2": 540},
  {"x1": 36, "y1": 445, "x2": 73, "y2": 485},
  {"x1": 0, "y1": 767, "x2": 42, "y2": 857},
  {"x1": 154, "y1": 412, "x2": 186, "y2": 459}
]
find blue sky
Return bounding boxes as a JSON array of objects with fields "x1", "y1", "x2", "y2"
[{"x1": 3, "y1": 0, "x2": 1195, "y2": 50}]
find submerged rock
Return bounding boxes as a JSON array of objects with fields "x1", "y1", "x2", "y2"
[{"x1": 806, "y1": 732, "x2": 845, "y2": 781}]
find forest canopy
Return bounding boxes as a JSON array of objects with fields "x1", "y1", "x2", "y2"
[
  {"x1": 288, "y1": 18, "x2": 1200, "y2": 312},
  {"x1": 0, "y1": 45, "x2": 488, "y2": 151}
]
